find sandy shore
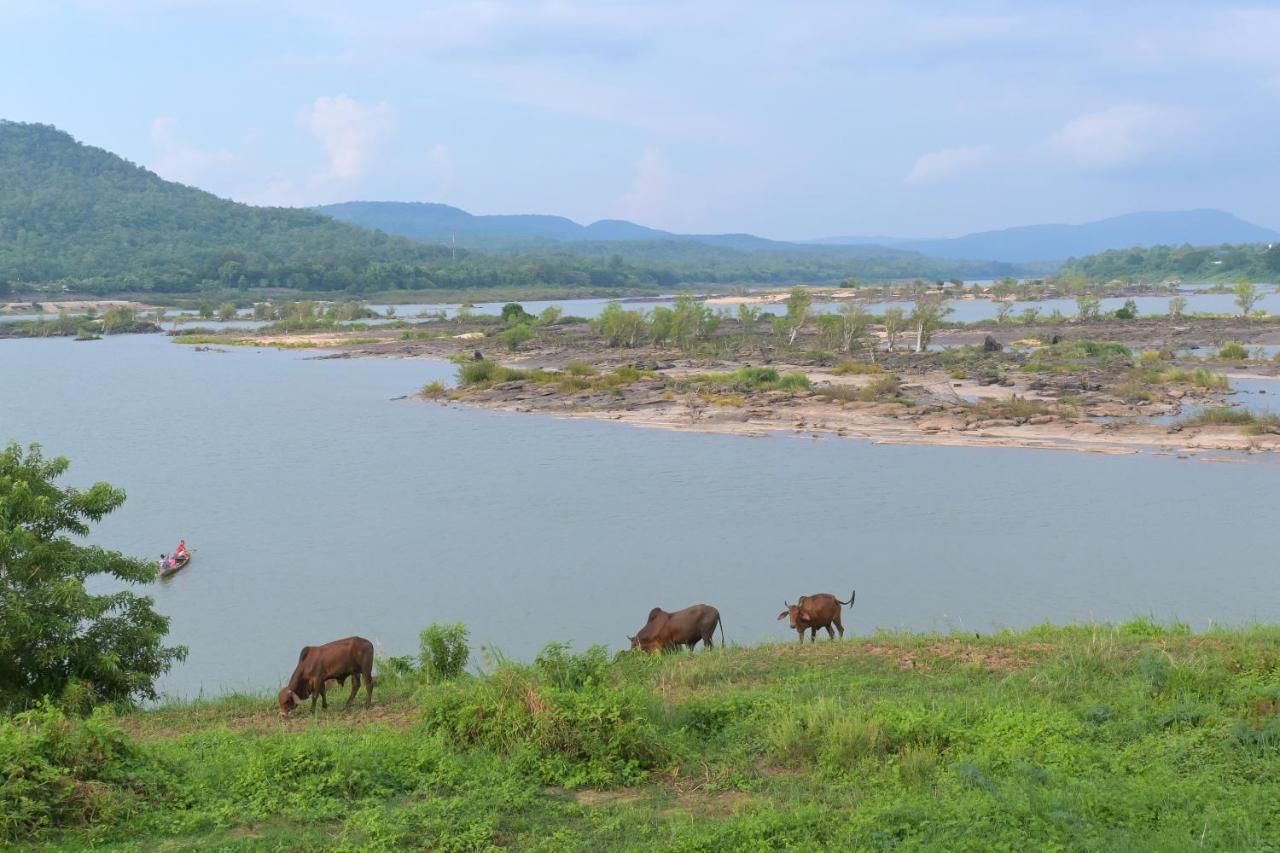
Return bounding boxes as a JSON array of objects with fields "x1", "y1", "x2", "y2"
[
  {"x1": 444, "y1": 385, "x2": 1280, "y2": 458},
  {"x1": 2, "y1": 299, "x2": 156, "y2": 313}
]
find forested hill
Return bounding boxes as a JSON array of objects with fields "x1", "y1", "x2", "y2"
[
  {"x1": 1061, "y1": 242, "x2": 1280, "y2": 282},
  {"x1": 0, "y1": 121, "x2": 1021, "y2": 294},
  {"x1": 0, "y1": 121, "x2": 453, "y2": 293}
]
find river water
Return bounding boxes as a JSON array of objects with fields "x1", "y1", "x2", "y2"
[{"x1": 2, "y1": 332, "x2": 1278, "y2": 700}]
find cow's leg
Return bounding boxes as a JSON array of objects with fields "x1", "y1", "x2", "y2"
[
  {"x1": 364, "y1": 669, "x2": 374, "y2": 708},
  {"x1": 318, "y1": 680, "x2": 328, "y2": 710},
  {"x1": 703, "y1": 631, "x2": 714, "y2": 650},
  {"x1": 796, "y1": 629, "x2": 804, "y2": 644},
  {"x1": 809, "y1": 627, "x2": 817, "y2": 644},
  {"x1": 835, "y1": 613, "x2": 845, "y2": 639},
  {"x1": 345, "y1": 673, "x2": 360, "y2": 709},
  {"x1": 825, "y1": 624, "x2": 836, "y2": 640}
]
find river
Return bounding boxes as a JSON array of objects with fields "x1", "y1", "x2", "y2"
[{"x1": 1, "y1": 332, "x2": 1278, "y2": 700}]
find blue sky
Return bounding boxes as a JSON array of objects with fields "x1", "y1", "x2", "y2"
[{"x1": 4, "y1": 1, "x2": 1279, "y2": 239}]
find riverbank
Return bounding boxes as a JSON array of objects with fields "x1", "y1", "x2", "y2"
[{"x1": 12, "y1": 624, "x2": 1280, "y2": 849}]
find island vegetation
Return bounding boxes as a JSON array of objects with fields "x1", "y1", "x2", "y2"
[{"x1": 151, "y1": 282, "x2": 1280, "y2": 456}]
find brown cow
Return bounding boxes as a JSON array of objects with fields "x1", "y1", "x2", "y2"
[
  {"x1": 277, "y1": 636, "x2": 375, "y2": 716},
  {"x1": 628, "y1": 604, "x2": 724, "y2": 653},
  {"x1": 777, "y1": 591, "x2": 855, "y2": 643}
]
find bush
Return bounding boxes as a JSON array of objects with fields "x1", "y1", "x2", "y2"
[
  {"x1": 421, "y1": 663, "x2": 668, "y2": 787},
  {"x1": 0, "y1": 704, "x2": 174, "y2": 840},
  {"x1": 500, "y1": 303, "x2": 533, "y2": 324},
  {"x1": 420, "y1": 381, "x2": 447, "y2": 399},
  {"x1": 498, "y1": 323, "x2": 533, "y2": 352},
  {"x1": 857, "y1": 374, "x2": 902, "y2": 402},
  {"x1": 456, "y1": 359, "x2": 536, "y2": 387},
  {"x1": 534, "y1": 643, "x2": 611, "y2": 690},
  {"x1": 1218, "y1": 341, "x2": 1249, "y2": 361},
  {"x1": 419, "y1": 624, "x2": 470, "y2": 682}
]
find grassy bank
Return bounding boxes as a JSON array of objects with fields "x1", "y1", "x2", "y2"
[{"x1": 8, "y1": 623, "x2": 1280, "y2": 850}]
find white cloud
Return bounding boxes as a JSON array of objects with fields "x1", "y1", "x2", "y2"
[
  {"x1": 904, "y1": 145, "x2": 991, "y2": 185},
  {"x1": 298, "y1": 94, "x2": 394, "y2": 184},
  {"x1": 148, "y1": 116, "x2": 236, "y2": 185},
  {"x1": 1045, "y1": 104, "x2": 1188, "y2": 171},
  {"x1": 615, "y1": 147, "x2": 672, "y2": 224}
]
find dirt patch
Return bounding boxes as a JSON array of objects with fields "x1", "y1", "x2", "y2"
[
  {"x1": 663, "y1": 789, "x2": 756, "y2": 818},
  {"x1": 765, "y1": 639, "x2": 1055, "y2": 672},
  {"x1": 572, "y1": 788, "x2": 646, "y2": 807}
]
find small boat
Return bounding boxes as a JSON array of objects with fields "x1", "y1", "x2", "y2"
[{"x1": 159, "y1": 552, "x2": 192, "y2": 578}]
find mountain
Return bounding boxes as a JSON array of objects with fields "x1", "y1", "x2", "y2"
[
  {"x1": 817, "y1": 210, "x2": 1280, "y2": 263},
  {"x1": 0, "y1": 121, "x2": 455, "y2": 292},
  {"x1": 0, "y1": 121, "x2": 1023, "y2": 294},
  {"x1": 316, "y1": 201, "x2": 785, "y2": 251}
]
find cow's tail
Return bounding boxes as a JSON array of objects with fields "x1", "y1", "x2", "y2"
[
  {"x1": 839, "y1": 590, "x2": 856, "y2": 607},
  {"x1": 718, "y1": 614, "x2": 727, "y2": 648}
]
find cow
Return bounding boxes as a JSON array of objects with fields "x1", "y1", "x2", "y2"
[
  {"x1": 777, "y1": 591, "x2": 856, "y2": 643},
  {"x1": 277, "y1": 636, "x2": 375, "y2": 716},
  {"x1": 628, "y1": 604, "x2": 724, "y2": 653}
]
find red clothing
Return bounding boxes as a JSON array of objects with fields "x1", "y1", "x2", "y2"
[{"x1": 174, "y1": 543, "x2": 187, "y2": 557}]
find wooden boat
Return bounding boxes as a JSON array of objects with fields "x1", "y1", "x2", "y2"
[{"x1": 159, "y1": 552, "x2": 191, "y2": 578}]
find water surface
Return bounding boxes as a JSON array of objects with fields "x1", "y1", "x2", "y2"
[{"x1": 1, "y1": 334, "x2": 1277, "y2": 699}]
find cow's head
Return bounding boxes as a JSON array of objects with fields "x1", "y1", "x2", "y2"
[
  {"x1": 776, "y1": 598, "x2": 808, "y2": 629},
  {"x1": 628, "y1": 634, "x2": 639, "y2": 650},
  {"x1": 277, "y1": 688, "x2": 302, "y2": 717}
]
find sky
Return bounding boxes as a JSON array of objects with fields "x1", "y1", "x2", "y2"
[{"x1": 3, "y1": 1, "x2": 1280, "y2": 240}]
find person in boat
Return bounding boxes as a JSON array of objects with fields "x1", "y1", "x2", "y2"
[
  {"x1": 174, "y1": 540, "x2": 188, "y2": 562},
  {"x1": 159, "y1": 553, "x2": 173, "y2": 571}
]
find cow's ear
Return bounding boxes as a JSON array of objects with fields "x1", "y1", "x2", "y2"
[
  {"x1": 777, "y1": 611, "x2": 788, "y2": 620},
  {"x1": 797, "y1": 595, "x2": 807, "y2": 605}
]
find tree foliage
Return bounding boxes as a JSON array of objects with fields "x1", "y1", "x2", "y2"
[
  {"x1": 1062, "y1": 242, "x2": 1280, "y2": 282},
  {"x1": 0, "y1": 443, "x2": 185, "y2": 711}
]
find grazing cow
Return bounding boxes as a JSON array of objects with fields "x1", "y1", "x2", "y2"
[
  {"x1": 777, "y1": 591, "x2": 855, "y2": 643},
  {"x1": 628, "y1": 604, "x2": 723, "y2": 653},
  {"x1": 277, "y1": 636, "x2": 375, "y2": 716}
]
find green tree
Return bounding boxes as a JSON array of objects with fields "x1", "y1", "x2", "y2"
[
  {"x1": 216, "y1": 302, "x2": 237, "y2": 321},
  {"x1": 909, "y1": 295, "x2": 951, "y2": 352},
  {"x1": 594, "y1": 302, "x2": 647, "y2": 347},
  {"x1": 882, "y1": 306, "x2": 906, "y2": 352},
  {"x1": 736, "y1": 303, "x2": 761, "y2": 351},
  {"x1": 1168, "y1": 296, "x2": 1187, "y2": 320},
  {"x1": 780, "y1": 286, "x2": 812, "y2": 346},
  {"x1": 0, "y1": 443, "x2": 186, "y2": 711},
  {"x1": 1075, "y1": 294, "x2": 1101, "y2": 321},
  {"x1": 99, "y1": 306, "x2": 136, "y2": 334},
  {"x1": 1233, "y1": 276, "x2": 1259, "y2": 317}
]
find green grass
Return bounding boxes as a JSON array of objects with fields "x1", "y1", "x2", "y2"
[
  {"x1": 1177, "y1": 407, "x2": 1280, "y2": 433},
  {"x1": 830, "y1": 360, "x2": 883, "y2": 375},
  {"x1": 457, "y1": 360, "x2": 653, "y2": 393},
  {"x1": 676, "y1": 366, "x2": 811, "y2": 394},
  {"x1": 1020, "y1": 339, "x2": 1132, "y2": 373},
  {"x1": 1217, "y1": 341, "x2": 1249, "y2": 361},
  {"x1": 15, "y1": 623, "x2": 1280, "y2": 849}
]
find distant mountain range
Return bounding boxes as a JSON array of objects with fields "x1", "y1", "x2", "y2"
[
  {"x1": 318, "y1": 203, "x2": 1279, "y2": 265},
  {"x1": 809, "y1": 210, "x2": 1280, "y2": 263},
  {"x1": 316, "y1": 201, "x2": 787, "y2": 252}
]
